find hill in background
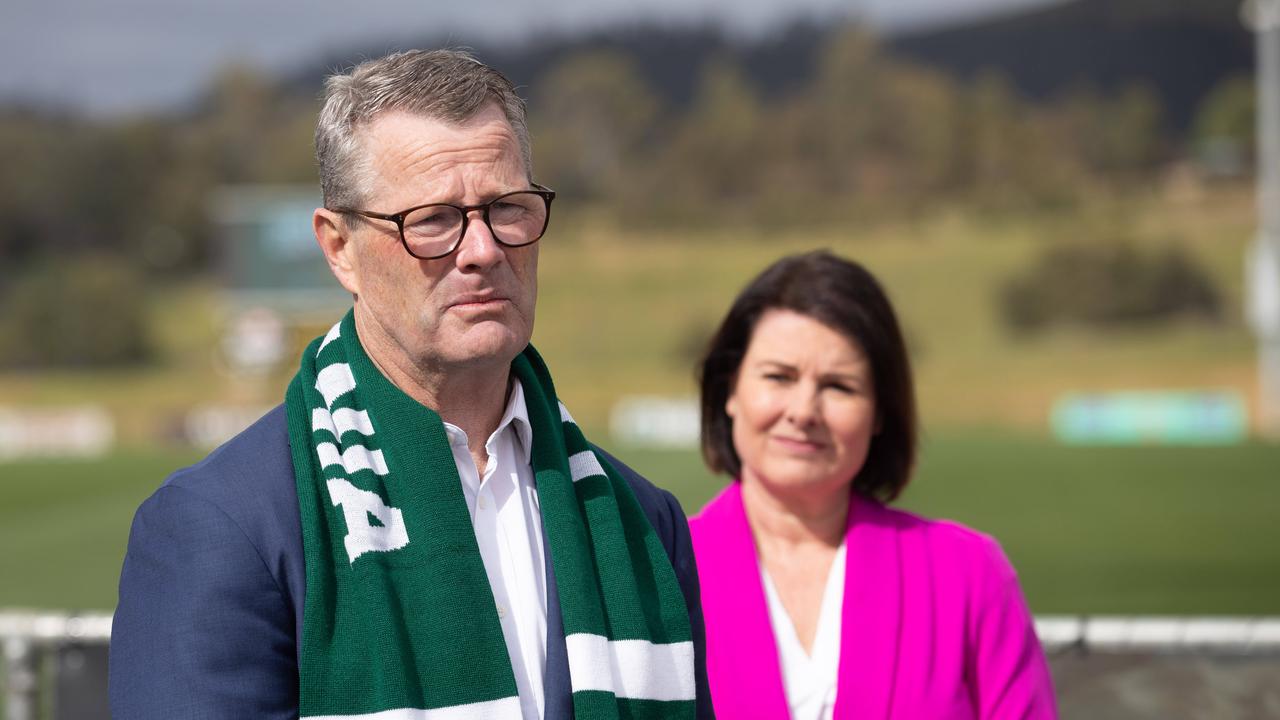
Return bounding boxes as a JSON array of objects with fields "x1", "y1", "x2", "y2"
[{"x1": 290, "y1": 0, "x2": 1252, "y2": 135}]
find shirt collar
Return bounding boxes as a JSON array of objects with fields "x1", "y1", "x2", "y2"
[
  {"x1": 441, "y1": 377, "x2": 534, "y2": 464},
  {"x1": 497, "y1": 377, "x2": 534, "y2": 465}
]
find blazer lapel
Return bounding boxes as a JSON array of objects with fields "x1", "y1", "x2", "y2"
[
  {"x1": 834, "y1": 495, "x2": 903, "y2": 719},
  {"x1": 542, "y1": 523, "x2": 574, "y2": 719},
  {"x1": 691, "y1": 484, "x2": 791, "y2": 718}
]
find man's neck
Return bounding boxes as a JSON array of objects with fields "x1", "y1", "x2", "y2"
[{"x1": 353, "y1": 317, "x2": 514, "y2": 469}]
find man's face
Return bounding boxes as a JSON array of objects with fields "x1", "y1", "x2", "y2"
[{"x1": 331, "y1": 104, "x2": 538, "y2": 379}]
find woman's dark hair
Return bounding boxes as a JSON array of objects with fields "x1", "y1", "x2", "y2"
[{"x1": 698, "y1": 250, "x2": 918, "y2": 502}]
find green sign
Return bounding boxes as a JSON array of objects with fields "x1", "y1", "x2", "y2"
[
  {"x1": 1051, "y1": 390, "x2": 1248, "y2": 445},
  {"x1": 211, "y1": 185, "x2": 349, "y2": 318}
]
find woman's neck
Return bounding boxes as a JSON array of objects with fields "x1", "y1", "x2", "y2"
[{"x1": 740, "y1": 477, "x2": 851, "y2": 553}]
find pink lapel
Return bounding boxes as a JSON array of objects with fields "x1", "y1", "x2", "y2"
[
  {"x1": 690, "y1": 483, "x2": 791, "y2": 719},
  {"x1": 834, "y1": 495, "x2": 903, "y2": 719}
]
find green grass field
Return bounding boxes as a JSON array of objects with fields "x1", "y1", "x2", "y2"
[
  {"x1": 3, "y1": 433, "x2": 1277, "y2": 615},
  {"x1": 1, "y1": 187, "x2": 1276, "y2": 616},
  {"x1": 622, "y1": 434, "x2": 1280, "y2": 615}
]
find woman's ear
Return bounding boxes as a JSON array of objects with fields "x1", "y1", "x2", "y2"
[{"x1": 725, "y1": 384, "x2": 740, "y2": 420}]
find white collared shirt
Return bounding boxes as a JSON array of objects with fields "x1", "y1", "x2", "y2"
[
  {"x1": 442, "y1": 378, "x2": 547, "y2": 720},
  {"x1": 761, "y1": 541, "x2": 846, "y2": 720}
]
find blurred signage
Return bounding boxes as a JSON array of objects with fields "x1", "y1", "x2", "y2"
[
  {"x1": 210, "y1": 185, "x2": 349, "y2": 320},
  {"x1": 1051, "y1": 390, "x2": 1247, "y2": 445},
  {"x1": 610, "y1": 396, "x2": 699, "y2": 448},
  {"x1": 0, "y1": 406, "x2": 114, "y2": 460},
  {"x1": 184, "y1": 405, "x2": 274, "y2": 449},
  {"x1": 221, "y1": 307, "x2": 288, "y2": 374}
]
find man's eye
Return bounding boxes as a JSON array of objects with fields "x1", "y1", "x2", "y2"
[{"x1": 413, "y1": 212, "x2": 451, "y2": 226}]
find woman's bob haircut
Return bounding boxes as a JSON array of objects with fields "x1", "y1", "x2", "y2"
[{"x1": 698, "y1": 250, "x2": 918, "y2": 502}]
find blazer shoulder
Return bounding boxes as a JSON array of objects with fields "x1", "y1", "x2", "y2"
[
  {"x1": 163, "y1": 404, "x2": 296, "y2": 515},
  {"x1": 149, "y1": 402, "x2": 304, "y2": 607},
  {"x1": 864, "y1": 499, "x2": 1018, "y2": 584},
  {"x1": 593, "y1": 444, "x2": 686, "y2": 530},
  {"x1": 114, "y1": 405, "x2": 304, "y2": 718}
]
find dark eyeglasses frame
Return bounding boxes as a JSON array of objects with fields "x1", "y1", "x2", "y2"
[{"x1": 331, "y1": 184, "x2": 556, "y2": 260}]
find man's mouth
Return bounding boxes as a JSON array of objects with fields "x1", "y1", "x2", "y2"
[{"x1": 450, "y1": 293, "x2": 509, "y2": 311}]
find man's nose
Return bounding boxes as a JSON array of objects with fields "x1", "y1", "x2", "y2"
[{"x1": 454, "y1": 209, "x2": 503, "y2": 270}]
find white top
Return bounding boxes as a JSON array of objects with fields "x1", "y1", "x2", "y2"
[
  {"x1": 443, "y1": 378, "x2": 547, "y2": 720},
  {"x1": 761, "y1": 541, "x2": 846, "y2": 720}
]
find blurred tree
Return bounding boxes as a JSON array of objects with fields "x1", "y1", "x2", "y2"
[
  {"x1": 0, "y1": 253, "x2": 152, "y2": 368},
  {"x1": 657, "y1": 56, "x2": 764, "y2": 221},
  {"x1": 192, "y1": 65, "x2": 281, "y2": 182},
  {"x1": 1000, "y1": 240, "x2": 1222, "y2": 334},
  {"x1": 875, "y1": 62, "x2": 961, "y2": 197},
  {"x1": 530, "y1": 50, "x2": 661, "y2": 203},
  {"x1": 960, "y1": 71, "x2": 1024, "y2": 194},
  {"x1": 1050, "y1": 82, "x2": 1165, "y2": 188},
  {"x1": 1191, "y1": 74, "x2": 1255, "y2": 177},
  {"x1": 1102, "y1": 83, "x2": 1165, "y2": 174},
  {"x1": 0, "y1": 112, "x2": 195, "y2": 272},
  {"x1": 799, "y1": 28, "x2": 882, "y2": 195},
  {"x1": 956, "y1": 71, "x2": 1082, "y2": 209},
  {"x1": 173, "y1": 65, "x2": 318, "y2": 269},
  {"x1": 0, "y1": 111, "x2": 70, "y2": 266}
]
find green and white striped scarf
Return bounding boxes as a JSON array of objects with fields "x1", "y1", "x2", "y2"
[{"x1": 284, "y1": 311, "x2": 695, "y2": 719}]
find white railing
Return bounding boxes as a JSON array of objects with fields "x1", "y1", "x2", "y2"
[
  {"x1": 3, "y1": 611, "x2": 1280, "y2": 719},
  {"x1": 1035, "y1": 615, "x2": 1280, "y2": 653},
  {"x1": 1, "y1": 612, "x2": 112, "y2": 720}
]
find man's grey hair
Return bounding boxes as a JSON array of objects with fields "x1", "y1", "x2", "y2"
[{"x1": 316, "y1": 49, "x2": 532, "y2": 210}]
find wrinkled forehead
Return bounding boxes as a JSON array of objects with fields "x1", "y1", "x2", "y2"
[{"x1": 351, "y1": 106, "x2": 530, "y2": 196}]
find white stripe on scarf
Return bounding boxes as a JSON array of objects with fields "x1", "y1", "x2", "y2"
[
  {"x1": 317, "y1": 442, "x2": 389, "y2": 476},
  {"x1": 565, "y1": 633, "x2": 696, "y2": 701},
  {"x1": 568, "y1": 450, "x2": 606, "y2": 483},
  {"x1": 313, "y1": 407, "x2": 376, "y2": 438},
  {"x1": 306, "y1": 695, "x2": 523, "y2": 720},
  {"x1": 316, "y1": 363, "x2": 357, "y2": 408}
]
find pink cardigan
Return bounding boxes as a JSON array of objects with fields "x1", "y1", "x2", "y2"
[{"x1": 690, "y1": 484, "x2": 1057, "y2": 719}]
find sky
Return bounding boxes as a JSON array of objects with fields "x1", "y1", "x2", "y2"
[{"x1": 2, "y1": 0, "x2": 1059, "y2": 116}]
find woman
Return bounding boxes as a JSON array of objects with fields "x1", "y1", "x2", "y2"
[{"x1": 690, "y1": 251, "x2": 1056, "y2": 719}]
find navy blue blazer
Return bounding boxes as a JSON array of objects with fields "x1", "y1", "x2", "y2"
[{"x1": 110, "y1": 404, "x2": 713, "y2": 718}]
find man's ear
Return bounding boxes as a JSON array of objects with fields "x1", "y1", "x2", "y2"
[{"x1": 314, "y1": 208, "x2": 360, "y2": 295}]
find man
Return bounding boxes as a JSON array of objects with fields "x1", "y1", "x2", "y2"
[{"x1": 110, "y1": 49, "x2": 712, "y2": 719}]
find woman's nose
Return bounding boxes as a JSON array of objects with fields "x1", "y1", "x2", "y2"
[{"x1": 783, "y1": 385, "x2": 820, "y2": 427}]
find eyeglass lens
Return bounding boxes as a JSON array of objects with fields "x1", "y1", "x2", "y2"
[{"x1": 401, "y1": 191, "x2": 548, "y2": 257}]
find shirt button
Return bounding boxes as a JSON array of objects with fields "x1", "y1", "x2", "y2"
[
  {"x1": 477, "y1": 496, "x2": 487, "y2": 510},
  {"x1": 497, "y1": 604, "x2": 506, "y2": 618}
]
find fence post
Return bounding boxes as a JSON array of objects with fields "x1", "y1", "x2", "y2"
[{"x1": 4, "y1": 636, "x2": 38, "y2": 720}]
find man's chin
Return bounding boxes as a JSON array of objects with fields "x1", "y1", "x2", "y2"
[{"x1": 443, "y1": 324, "x2": 530, "y2": 365}]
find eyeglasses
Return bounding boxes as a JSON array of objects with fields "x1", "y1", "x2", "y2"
[{"x1": 332, "y1": 185, "x2": 556, "y2": 260}]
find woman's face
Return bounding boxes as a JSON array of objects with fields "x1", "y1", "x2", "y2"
[{"x1": 727, "y1": 309, "x2": 878, "y2": 500}]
